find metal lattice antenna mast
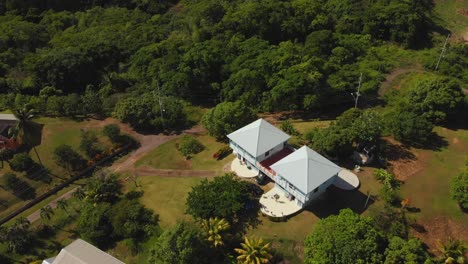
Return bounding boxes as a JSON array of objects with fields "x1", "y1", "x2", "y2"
[
  {"x1": 351, "y1": 72, "x2": 363, "y2": 108},
  {"x1": 435, "y1": 34, "x2": 450, "y2": 71}
]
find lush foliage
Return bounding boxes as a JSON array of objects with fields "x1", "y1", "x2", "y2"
[
  {"x1": 177, "y1": 136, "x2": 204, "y2": 159},
  {"x1": 9, "y1": 152, "x2": 34, "y2": 172},
  {"x1": 202, "y1": 101, "x2": 257, "y2": 141},
  {"x1": 148, "y1": 222, "x2": 211, "y2": 264},
  {"x1": 384, "y1": 237, "x2": 430, "y2": 264},
  {"x1": 186, "y1": 173, "x2": 253, "y2": 223},
  {"x1": 304, "y1": 209, "x2": 385, "y2": 264},
  {"x1": 0, "y1": 218, "x2": 34, "y2": 254},
  {"x1": 234, "y1": 236, "x2": 273, "y2": 264},
  {"x1": 53, "y1": 144, "x2": 86, "y2": 172},
  {"x1": 83, "y1": 172, "x2": 122, "y2": 204}
]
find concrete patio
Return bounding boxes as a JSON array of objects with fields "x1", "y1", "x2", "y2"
[
  {"x1": 230, "y1": 157, "x2": 259, "y2": 178},
  {"x1": 333, "y1": 169, "x2": 360, "y2": 190},
  {"x1": 260, "y1": 187, "x2": 302, "y2": 217}
]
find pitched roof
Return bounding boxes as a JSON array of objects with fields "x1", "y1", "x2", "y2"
[
  {"x1": 0, "y1": 114, "x2": 17, "y2": 121},
  {"x1": 271, "y1": 146, "x2": 341, "y2": 194},
  {"x1": 50, "y1": 239, "x2": 124, "y2": 264},
  {"x1": 227, "y1": 119, "x2": 290, "y2": 157}
]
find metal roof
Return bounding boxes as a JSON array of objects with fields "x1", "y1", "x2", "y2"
[
  {"x1": 227, "y1": 119, "x2": 290, "y2": 157},
  {"x1": 0, "y1": 114, "x2": 17, "y2": 121},
  {"x1": 271, "y1": 146, "x2": 341, "y2": 194},
  {"x1": 50, "y1": 239, "x2": 124, "y2": 264}
]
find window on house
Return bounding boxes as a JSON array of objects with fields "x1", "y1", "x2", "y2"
[
  {"x1": 265, "y1": 151, "x2": 270, "y2": 157},
  {"x1": 313, "y1": 187, "x2": 319, "y2": 193}
]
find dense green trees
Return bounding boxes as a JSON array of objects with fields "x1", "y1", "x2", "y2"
[
  {"x1": 202, "y1": 101, "x2": 257, "y2": 140},
  {"x1": 148, "y1": 222, "x2": 211, "y2": 264},
  {"x1": 113, "y1": 93, "x2": 187, "y2": 132},
  {"x1": 304, "y1": 209, "x2": 385, "y2": 264},
  {"x1": 384, "y1": 237, "x2": 430, "y2": 264},
  {"x1": 186, "y1": 173, "x2": 254, "y2": 223}
]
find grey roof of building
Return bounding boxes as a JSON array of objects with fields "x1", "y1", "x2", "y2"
[
  {"x1": 227, "y1": 119, "x2": 290, "y2": 157},
  {"x1": 50, "y1": 239, "x2": 124, "y2": 264},
  {"x1": 271, "y1": 146, "x2": 341, "y2": 194}
]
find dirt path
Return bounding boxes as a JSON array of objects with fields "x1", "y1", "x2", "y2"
[
  {"x1": 25, "y1": 120, "x2": 209, "y2": 224},
  {"x1": 26, "y1": 188, "x2": 77, "y2": 223},
  {"x1": 378, "y1": 65, "x2": 424, "y2": 96}
]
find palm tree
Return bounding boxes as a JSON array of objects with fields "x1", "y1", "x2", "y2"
[
  {"x1": 0, "y1": 148, "x2": 13, "y2": 168},
  {"x1": 56, "y1": 199, "x2": 68, "y2": 212},
  {"x1": 40, "y1": 205, "x2": 54, "y2": 222},
  {"x1": 72, "y1": 187, "x2": 85, "y2": 200},
  {"x1": 437, "y1": 238, "x2": 466, "y2": 264},
  {"x1": 234, "y1": 236, "x2": 273, "y2": 264},
  {"x1": 201, "y1": 217, "x2": 230, "y2": 248},
  {"x1": 14, "y1": 217, "x2": 30, "y2": 229},
  {"x1": 9, "y1": 108, "x2": 43, "y2": 167}
]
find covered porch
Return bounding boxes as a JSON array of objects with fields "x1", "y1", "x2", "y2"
[{"x1": 260, "y1": 186, "x2": 302, "y2": 217}]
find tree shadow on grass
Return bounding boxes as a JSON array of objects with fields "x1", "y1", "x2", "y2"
[
  {"x1": 383, "y1": 140, "x2": 416, "y2": 162},
  {"x1": 305, "y1": 186, "x2": 374, "y2": 219}
]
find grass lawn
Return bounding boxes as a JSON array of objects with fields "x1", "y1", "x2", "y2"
[
  {"x1": 433, "y1": 0, "x2": 468, "y2": 37},
  {"x1": 401, "y1": 127, "x2": 468, "y2": 222},
  {"x1": 135, "y1": 134, "x2": 230, "y2": 171},
  {"x1": 0, "y1": 117, "x2": 111, "y2": 220},
  {"x1": 124, "y1": 175, "x2": 205, "y2": 228}
]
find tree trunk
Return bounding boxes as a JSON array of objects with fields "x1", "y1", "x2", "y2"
[{"x1": 33, "y1": 146, "x2": 44, "y2": 167}]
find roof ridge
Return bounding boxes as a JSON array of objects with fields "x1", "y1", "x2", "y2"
[{"x1": 307, "y1": 157, "x2": 340, "y2": 169}]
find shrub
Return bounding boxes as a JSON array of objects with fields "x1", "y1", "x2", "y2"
[
  {"x1": 3, "y1": 172, "x2": 19, "y2": 190},
  {"x1": 53, "y1": 144, "x2": 86, "y2": 172},
  {"x1": 280, "y1": 120, "x2": 299, "y2": 136},
  {"x1": 103, "y1": 124, "x2": 121, "y2": 143},
  {"x1": 451, "y1": 162, "x2": 468, "y2": 211},
  {"x1": 9, "y1": 153, "x2": 34, "y2": 172},
  {"x1": 380, "y1": 186, "x2": 401, "y2": 206},
  {"x1": 80, "y1": 130, "x2": 104, "y2": 159},
  {"x1": 213, "y1": 146, "x2": 232, "y2": 160},
  {"x1": 178, "y1": 136, "x2": 204, "y2": 159}
]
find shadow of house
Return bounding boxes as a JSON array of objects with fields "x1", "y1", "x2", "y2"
[{"x1": 305, "y1": 186, "x2": 374, "y2": 219}]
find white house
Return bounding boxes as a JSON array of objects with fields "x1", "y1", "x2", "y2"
[
  {"x1": 42, "y1": 239, "x2": 124, "y2": 264},
  {"x1": 271, "y1": 146, "x2": 341, "y2": 207},
  {"x1": 227, "y1": 119, "x2": 291, "y2": 178},
  {"x1": 228, "y1": 119, "x2": 357, "y2": 217}
]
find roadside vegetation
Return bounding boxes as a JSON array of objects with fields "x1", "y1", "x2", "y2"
[{"x1": 0, "y1": 0, "x2": 467, "y2": 263}]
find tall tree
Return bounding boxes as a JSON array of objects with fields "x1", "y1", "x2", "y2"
[
  {"x1": 40, "y1": 205, "x2": 53, "y2": 222},
  {"x1": 304, "y1": 209, "x2": 385, "y2": 264},
  {"x1": 9, "y1": 108, "x2": 43, "y2": 166},
  {"x1": 200, "y1": 217, "x2": 230, "y2": 248},
  {"x1": 234, "y1": 236, "x2": 273, "y2": 264}
]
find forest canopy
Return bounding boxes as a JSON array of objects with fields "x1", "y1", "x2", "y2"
[{"x1": 0, "y1": 0, "x2": 461, "y2": 132}]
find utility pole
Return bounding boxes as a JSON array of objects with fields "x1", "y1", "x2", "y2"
[
  {"x1": 435, "y1": 34, "x2": 450, "y2": 71},
  {"x1": 351, "y1": 72, "x2": 363, "y2": 108}
]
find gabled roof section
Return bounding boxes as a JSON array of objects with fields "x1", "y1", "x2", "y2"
[
  {"x1": 271, "y1": 146, "x2": 341, "y2": 194},
  {"x1": 227, "y1": 119, "x2": 290, "y2": 157},
  {"x1": 51, "y1": 239, "x2": 124, "y2": 264}
]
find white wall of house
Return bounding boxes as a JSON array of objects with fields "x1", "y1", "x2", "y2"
[
  {"x1": 275, "y1": 176, "x2": 307, "y2": 204},
  {"x1": 304, "y1": 175, "x2": 337, "y2": 203},
  {"x1": 256, "y1": 142, "x2": 287, "y2": 162}
]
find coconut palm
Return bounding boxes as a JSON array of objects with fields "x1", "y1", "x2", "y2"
[
  {"x1": 0, "y1": 148, "x2": 13, "y2": 168},
  {"x1": 201, "y1": 217, "x2": 230, "y2": 248},
  {"x1": 9, "y1": 108, "x2": 43, "y2": 167},
  {"x1": 234, "y1": 236, "x2": 273, "y2": 264},
  {"x1": 437, "y1": 238, "x2": 466, "y2": 264},
  {"x1": 72, "y1": 187, "x2": 85, "y2": 200},
  {"x1": 56, "y1": 199, "x2": 68, "y2": 212},
  {"x1": 40, "y1": 205, "x2": 54, "y2": 222},
  {"x1": 14, "y1": 217, "x2": 30, "y2": 229}
]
